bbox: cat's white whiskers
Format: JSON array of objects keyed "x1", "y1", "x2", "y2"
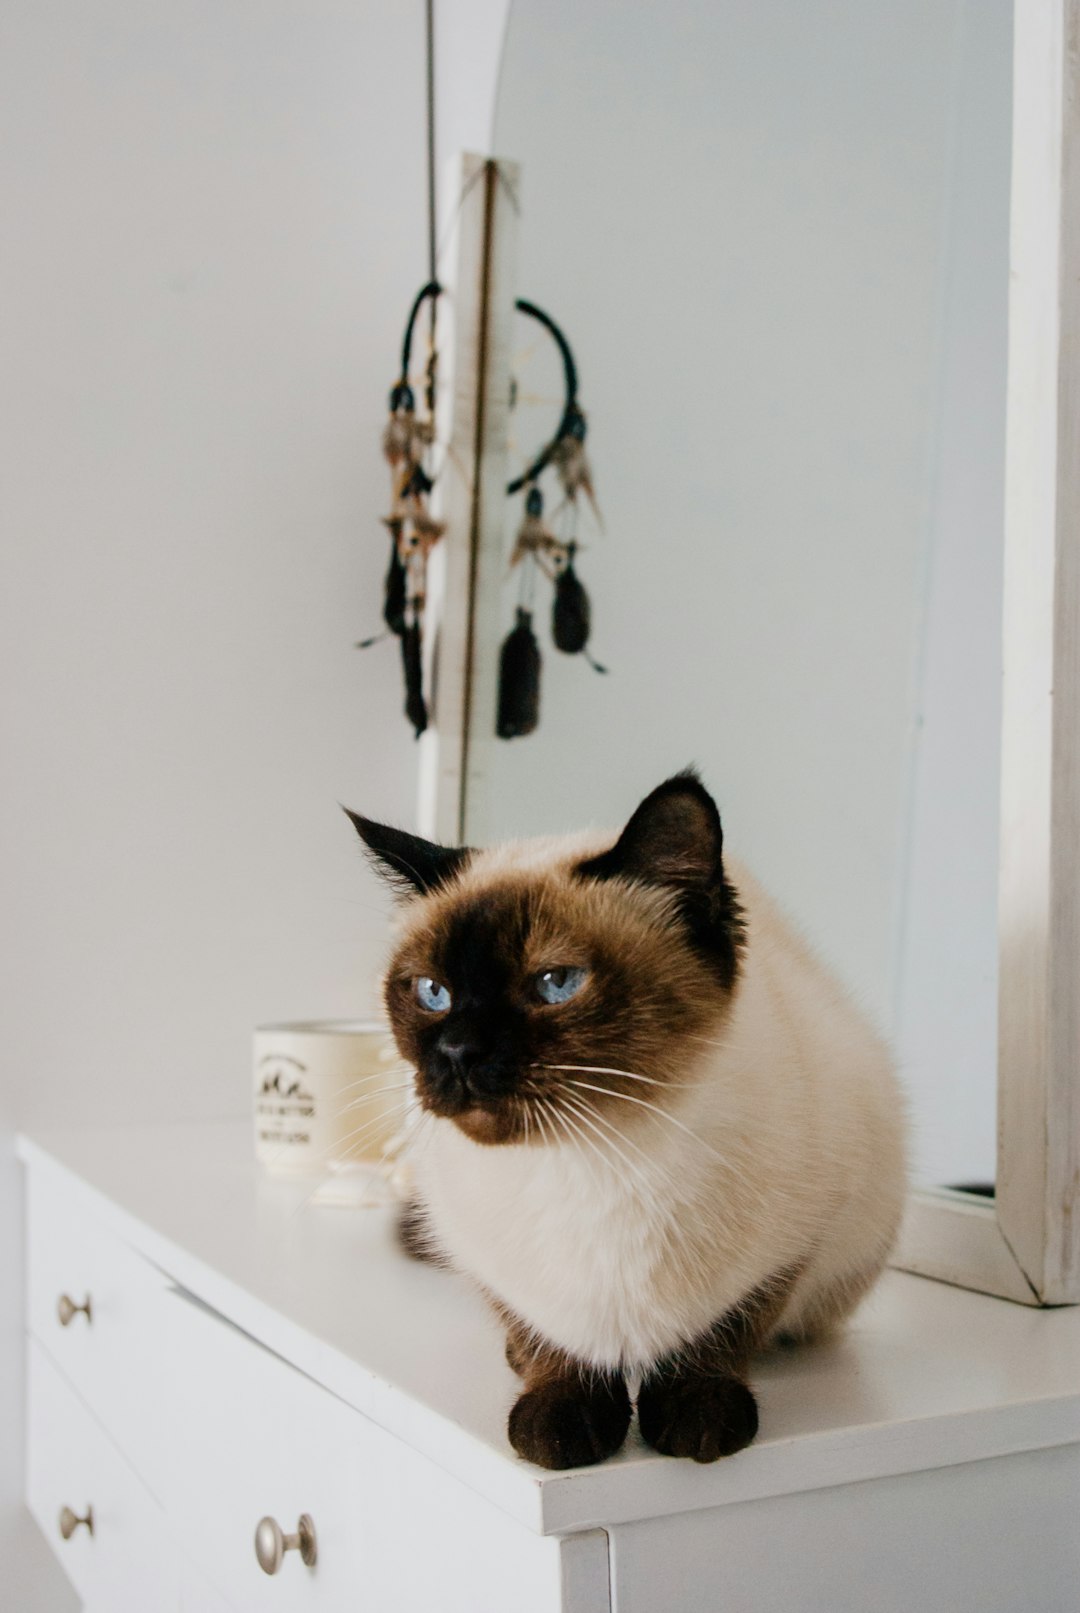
[
  {"x1": 520, "y1": 1087, "x2": 584, "y2": 1172},
  {"x1": 326, "y1": 1072, "x2": 414, "y2": 1112},
  {"x1": 534, "y1": 1062, "x2": 695, "y2": 1089},
  {"x1": 559, "y1": 1090, "x2": 690, "y2": 1206},
  {"x1": 569, "y1": 1123, "x2": 617, "y2": 1196},
  {"x1": 334, "y1": 1078, "x2": 415, "y2": 1104},
  {"x1": 532, "y1": 1099, "x2": 567, "y2": 1165},
  {"x1": 555, "y1": 1092, "x2": 665, "y2": 1206},
  {"x1": 559, "y1": 1089, "x2": 668, "y2": 1178},
  {"x1": 564, "y1": 1123, "x2": 608, "y2": 1191},
  {"x1": 577, "y1": 1108, "x2": 705, "y2": 1283},
  {"x1": 545, "y1": 1062, "x2": 666, "y2": 1086},
  {"x1": 542, "y1": 1100, "x2": 581, "y2": 1159},
  {"x1": 334, "y1": 1103, "x2": 411, "y2": 1152},
  {"x1": 682, "y1": 1032, "x2": 768, "y2": 1063},
  {"x1": 522, "y1": 1077, "x2": 622, "y2": 1180},
  {"x1": 552, "y1": 1097, "x2": 704, "y2": 1289},
  {"x1": 403, "y1": 1108, "x2": 438, "y2": 1168},
  {"x1": 564, "y1": 1081, "x2": 776, "y2": 1222},
  {"x1": 534, "y1": 1103, "x2": 583, "y2": 1186},
  {"x1": 330, "y1": 1063, "x2": 413, "y2": 1095},
  {"x1": 581, "y1": 1084, "x2": 779, "y2": 1214},
  {"x1": 546, "y1": 1099, "x2": 621, "y2": 1192},
  {"x1": 573, "y1": 1081, "x2": 774, "y2": 1216},
  {"x1": 332, "y1": 1080, "x2": 417, "y2": 1119},
  {"x1": 563, "y1": 1078, "x2": 730, "y2": 1165}
]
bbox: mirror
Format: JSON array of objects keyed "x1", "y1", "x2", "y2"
[{"x1": 470, "y1": 0, "x2": 1013, "y2": 1190}]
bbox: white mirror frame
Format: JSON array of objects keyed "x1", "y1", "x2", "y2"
[
  {"x1": 422, "y1": 0, "x2": 1080, "y2": 1308},
  {"x1": 894, "y1": 0, "x2": 1080, "y2": 1305}
]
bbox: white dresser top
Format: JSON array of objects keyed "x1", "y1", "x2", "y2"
[{"x1": 18, "y1": 1122, "x2": 1080, "y2": 1536}]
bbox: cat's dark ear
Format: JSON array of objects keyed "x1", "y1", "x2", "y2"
[
  {"x1": 577, "y1": 770, "x2": 724, "y2": 892},
  {"x1": 343, "y1": 809, "x2": 472, "y2": 897},
  {"x1": 579, "y1": 771, "x2": 742, "y2": 986}
]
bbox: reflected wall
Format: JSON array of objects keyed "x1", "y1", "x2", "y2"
[{"x1": 483, "y1": 0, "x2": 1013, "y2": 1185}]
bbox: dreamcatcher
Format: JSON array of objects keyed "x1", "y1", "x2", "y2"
[
  {"x1": 359, "y1": 284, "x2": 606, "y2": 742},
  {"x1": 356, "y1": 281, "x2": 444, "y2": 738},
  {"x1": 498, "y1": 299, "x2": 606, "y2": 740}
]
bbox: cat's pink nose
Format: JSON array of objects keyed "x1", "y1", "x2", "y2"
[{"x1": 437, "y1": 1038, "x2": 481, "y2": 1073}]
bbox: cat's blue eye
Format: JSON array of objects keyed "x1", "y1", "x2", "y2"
[
  {"x1": 415, "y1": 976, "x2": 451, "y2": 1012},
  {"x1": 535, "y1": 966, "x2": 587, "y2": 1005}
]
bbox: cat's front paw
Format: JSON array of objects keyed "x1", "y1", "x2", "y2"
[
  {"x1": 508, "y1": 1379, "x2": 631, "y2": 1469},
  {"x1": 637, "y1": 1374, "x2": 758, "y2": 1462}
]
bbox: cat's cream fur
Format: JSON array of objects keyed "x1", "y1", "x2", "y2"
[{"x1": 409, "y1": 837, "x2": 906, "y2": 1374}]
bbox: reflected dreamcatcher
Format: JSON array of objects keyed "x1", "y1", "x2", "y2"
[
  {"x1": 358, "y1": 283, "x2": 606, "y2": 741},
  {"x1": 498, "y1": 298, "x2": 606, "y2": 740}
]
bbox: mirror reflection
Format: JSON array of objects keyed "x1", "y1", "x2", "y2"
[{"x1": 478, "y1": 0, "x2": 1013, "y2": 1189}]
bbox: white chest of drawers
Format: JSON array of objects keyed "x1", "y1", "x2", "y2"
[{"x1": 19, "y1": 1123, "x2": 1080, "y2": 1612}]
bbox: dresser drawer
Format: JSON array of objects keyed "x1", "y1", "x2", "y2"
[
  {"x1": 26, "y1": 1170, "x2": 175, "y2": 1469},
  {"x1": 26, "y1": 1336, "x2": 180, "y2": 1612},
  {"x1": 147, "y1": 1284, "x2": 570, "y2": 1612},
  {"x1": 178, "y1": 1554, "x2": 237, "y2": 1612},
  {"x1": 24, "y1": 1162, "x2": 596, "y2": 1611}
]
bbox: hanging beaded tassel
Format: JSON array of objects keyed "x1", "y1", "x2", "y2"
[
  {"x1": 552, "y1": 541, "x2": 590, "y2": 653},
  {"x1": 497, "y1": 608, "x2": 542, "y2": 738},
  {"x1": 380, "y1": 517, "x2": 407, "y2": 637},
  {"x1": 510, "y1": 485, "x2": 561, "y2": 570}
]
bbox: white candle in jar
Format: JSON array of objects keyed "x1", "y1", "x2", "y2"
[{"x1": 253, "y1": 1020, "x2": 408, "y2": 1172}]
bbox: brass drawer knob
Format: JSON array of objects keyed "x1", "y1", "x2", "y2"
[
  {"x1": 254, "y1": 1513, "x2": 317, "y2": 1576},
  {"x1": 57, "y1": 1293, "x2": 92, "y2": 1328},
  {"x1": 59, "y1": 1506, "x2": 93, "y2": 1541}
]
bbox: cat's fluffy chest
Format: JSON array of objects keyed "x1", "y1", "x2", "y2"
[{"x1": 416, "y1": 1109, "x2": 754, "y2": 1370}]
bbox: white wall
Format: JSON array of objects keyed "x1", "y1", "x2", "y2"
[{"x1": 0, "y1": 2, "x2": 507, "y2": 1597}]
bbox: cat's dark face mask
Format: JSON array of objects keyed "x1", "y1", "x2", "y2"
[{"x1": 344, "y1": 772, "x2": 744, "y2": 1147}]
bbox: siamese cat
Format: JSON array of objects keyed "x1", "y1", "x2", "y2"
[{"x1": 347, "y1": 771, "x2": 906, "y2": 1470}]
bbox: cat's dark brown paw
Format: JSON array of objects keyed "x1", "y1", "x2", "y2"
[
  {"x1": 396, "y1": 1199, "x2": 447, "y2": 1266},
  {"x1": 508, "y1": 1378, "x2": 631, "y2": 1469},
  {"x1": 637, "y1": 1374, "x2": 758, "y2": 1462}
]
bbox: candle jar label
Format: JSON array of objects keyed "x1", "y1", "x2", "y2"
[{"x1": 253, "y1": 1020, "x2": 404, "y2": 1172}]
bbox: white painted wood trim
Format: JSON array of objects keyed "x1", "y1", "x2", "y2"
[
  {"x1": 892, "y1": 1189, "x2": 1036, "y2": 1305},
  {"x1": 994, "y1": 0, "x2": 1080, "y2": 1304},
  {"x1": 459, "y1": 162, "x2": 521, "y2": 847},
  {"x1": 417, "y1": 155, "x2": 519, "y2": 845},
  {"x1": 558, "y1": 1529, "x2": 611, "y2": 1613}
]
